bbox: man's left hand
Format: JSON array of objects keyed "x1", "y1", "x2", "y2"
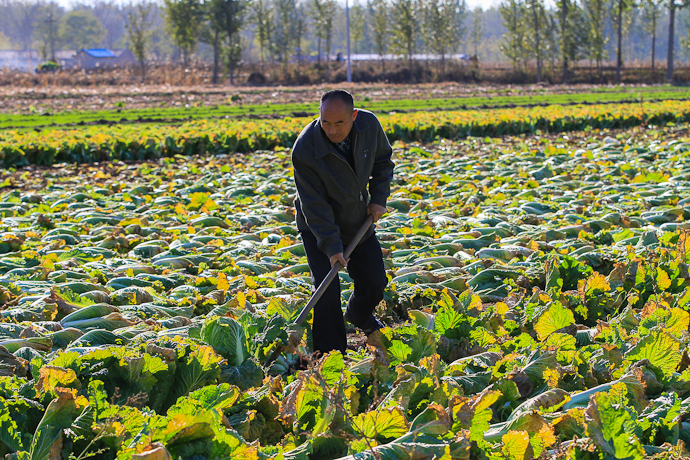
[{"x1": 367, "y1": 203, "x2": 387, "y2": 223}]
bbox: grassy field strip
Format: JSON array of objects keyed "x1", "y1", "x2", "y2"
[{"x1": 3, "y1": 86, "x2": 690, "y2": 131}]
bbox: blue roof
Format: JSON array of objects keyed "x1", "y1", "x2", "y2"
[{"x1": 82, "y1": 48, "x2": 115, "y2": 58}]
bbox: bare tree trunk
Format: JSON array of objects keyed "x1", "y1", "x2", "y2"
[
  {"x1": 562, "y1": 1, "x2": 568, "y2": 84},
  {"x1": 598, "y1": 58, "x2": 602, "y2": 81},
  {"x1": 616, "y1": 0, "x2": 623, "y2": 84},
  {"x1": 325, "y1": 40, "x2": 330, "y2": 82},
  {"x1": 667, "y1": 3, "x2": 675, "y2": 83},
  {"x1": 408, "y1": 43, "x2": 413, "y2": 79},
  {"x1": 441, "y1": 55, "x2": 445, "y2": 81},
  {"x1": 294, "y1": 43, "x2": 301, "y2": 80},
  {"x1": 212, "y1": 30, "x2": 220, "y2": 84},
  {"x1": 317, "y1": 37, "x2": 321, "y2": 68},
  {"x1": 425, "y1": 53, "x2": 430, "y2": 81},
  {"x1": 651, "y1": 27, "x2": 656, "y2": 72},
  {"x1": 532, "y1": 0, "x2": 541, "y2": 83}
]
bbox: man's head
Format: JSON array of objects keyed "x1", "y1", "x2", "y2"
[{"x1": 320, "y1": 89, "x2": 358, "y2": 144}]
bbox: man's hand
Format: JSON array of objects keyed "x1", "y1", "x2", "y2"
[
  {"x1": 330, "y1": 252, "x2": 349, "y2": 268},
  {"x1": 367, "y1": 203, "x2": 387, "y2": 223}
]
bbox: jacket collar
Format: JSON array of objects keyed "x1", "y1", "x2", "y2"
[{"x1": 313, "y1": 109, "x2": 369, "y2": 159}]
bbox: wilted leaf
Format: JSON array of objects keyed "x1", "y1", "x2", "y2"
[{"x1": 502, "y1": 431, "x2": 533, "y2": 460}]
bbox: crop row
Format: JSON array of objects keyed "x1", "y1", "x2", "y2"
[
  {"x1": 3, "y1": 86, "x2": 690, "y2": 131},
  {"x1": 3, "y1": 99, "x2": 690, "y2": 168}
]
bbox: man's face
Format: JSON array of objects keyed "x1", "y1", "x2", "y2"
[{"x1": 320, "y1": 99, "x2": 358, "y2": 144}]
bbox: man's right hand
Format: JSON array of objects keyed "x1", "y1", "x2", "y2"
[{"x1": 330, "y1": 252, "x2": 349, "y2": 268}]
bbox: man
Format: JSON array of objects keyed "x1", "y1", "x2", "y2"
[{"x1": 291, "y1": 89, "x2": 394, "y2": 355}]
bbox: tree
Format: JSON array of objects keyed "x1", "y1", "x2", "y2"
[
  {"x1": 59, "y1": 10, "x2": 107, "y2": 51},
  {"x1": 524, "y1": 0, "x2": 546, "y2": 82},
  {"x1": 665, "y1": 0, "x2": 689, "y2": 82},
  {"x1": 226, "y1": 23, "x2": 242, "y2": 84},
  {"x1": 147, "y1": 3, "x2": 176, "y2": 61},
  {"x1": 391, "y1": 0, "x2": 418, "y2": 73},
  {"x1": 33, "y1": 3, "x2": 63, "y2": 61},
  {"x1": 611, "y1": 0, "x2": 633, "y2": 84},
  {"x1": 126, "y1": 1, "x2": 153, "y2": 82},
  {"x1": 642, "y1": 0, "x2": 661, "y2": 73},
  {"x1": 210, "y1": 0, "x2": 245, "y2": 84},
  {"x1": 92, "y1": 1, "x2": 126, "y2": 50},
  {"x1": 309, "y1": 0, "x2": 328, "y2": 68},
  {"x1": 370, "y1": 0, "x2": 389, "y2": 73},
  {"x1": 12, "y1": 1, "x2": 42, "y2": 55},
  {"x1": 420, "y1": 0, "x2": 465, "y2": 79},
  {"x1": 556, "y1": 0, "x2": 587, "y2": 83},
  {"x1": 350, "y1": 0, "x2": 365, "y2": 54},
  {"x1": 163, "y1": 0, "x2": 204, "y2": 64},
  {"x1": 309, "y1": 0, "x2": 334, "y2": 69},
  {"x1": 200, "y1": 0, "x2": 224, "y2": 83},
  {"x1": 543, "y1": 11, "x2": 560, "y2": 74},
  {"x1": 469, "y1": 6, "x2": 483, "y2": 58},
  {"x1": 318, "y1": 0, "x2": 337, "y2": 81},
  {"x1": 274, "y1": 0, "x2": 297, "y2": 78},
  {"x1": 250, "y1": 0, "x2": 274, "y2": 69},
  {"x1": 293, "y1": 0, "x2": 307, "y2": 66},
  {"x1": 583, "y1": 0, "x2": 607, "y2": 80},
  {"x1": 499, "y1": 0, "x2": 527, "y2": 69},
  {"x1": 557, "y1": 0, "x2": 569, "y2": 82}
]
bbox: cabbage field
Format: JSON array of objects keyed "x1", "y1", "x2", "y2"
[{"x1": 2, "y1": 113, "x2": 690, "y2": 459}]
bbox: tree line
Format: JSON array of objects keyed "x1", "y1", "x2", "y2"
[
  {"x1": 498, "y1": 0, "x2": 690, "y2": 83},
  {"x1": 2, "y1": 0, "x2": 690, "y2": 83}
]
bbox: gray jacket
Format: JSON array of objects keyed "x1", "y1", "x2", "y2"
[{"x1": 292, "y1": 109, "x2": 394, "y2": 258}]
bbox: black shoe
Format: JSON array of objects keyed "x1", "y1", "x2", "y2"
[
  {"x1": 361, "y1": 317, "x2": 384, "y2": 336},
  {"x1": 345, "y1": 310, "x2": 383, "y2": 336}
]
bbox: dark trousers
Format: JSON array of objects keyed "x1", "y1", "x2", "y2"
[{"x1": 300, "y1": 229, "x2": 388, "y2": 354}]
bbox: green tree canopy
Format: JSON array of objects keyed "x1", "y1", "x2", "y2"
[
  {"x1": 163, "y1": 0, "x2": 204, "y2": 63},
  {"x1": 59, "y1": 10, "x2": 106, "y2": 50}
]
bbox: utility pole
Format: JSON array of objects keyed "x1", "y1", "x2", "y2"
[
  {"x1": 346, "y1": 0, "x2": 351, "y2": 82},
  {"x1": 46, "y1": 13, "x2": 57, "y2": 62}
]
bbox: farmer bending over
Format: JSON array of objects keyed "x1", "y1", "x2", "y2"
[{"x1": 291, "y1": 89, "x2": 395, "y2": 355}]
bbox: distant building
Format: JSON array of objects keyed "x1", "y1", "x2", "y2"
[
  {"x1": 0, "y1": 48, "x2": 137, "y2": 71},
  {"x1": 70, "y1": 48, "x2": 136, "y2": 69},
  {"x1": 114, "y1": 49, "x2": 137, "y2": 67},
  {"x1": 54, "y1": 50, "x2": 75, "y2": 68}
]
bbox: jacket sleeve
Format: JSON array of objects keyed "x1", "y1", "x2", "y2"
[
  {"x1": 368, "y1": 118, "x2": 394, "y2": 207},
  {"x1": 292, "y1": 148, "x2": 344, "y2": 258}
]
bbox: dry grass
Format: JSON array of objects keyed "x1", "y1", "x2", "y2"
[{"x1": 2, "y1": 58, "x2": 687, "y2": 90}]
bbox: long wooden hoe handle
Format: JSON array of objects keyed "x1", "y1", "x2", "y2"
[{"x1": 294, "y1": 215, "x2": 374, "y2": 326}]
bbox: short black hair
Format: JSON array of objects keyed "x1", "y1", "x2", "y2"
[{"x1": 321, "y1": 89, "x2": 354, "y2": 110}]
